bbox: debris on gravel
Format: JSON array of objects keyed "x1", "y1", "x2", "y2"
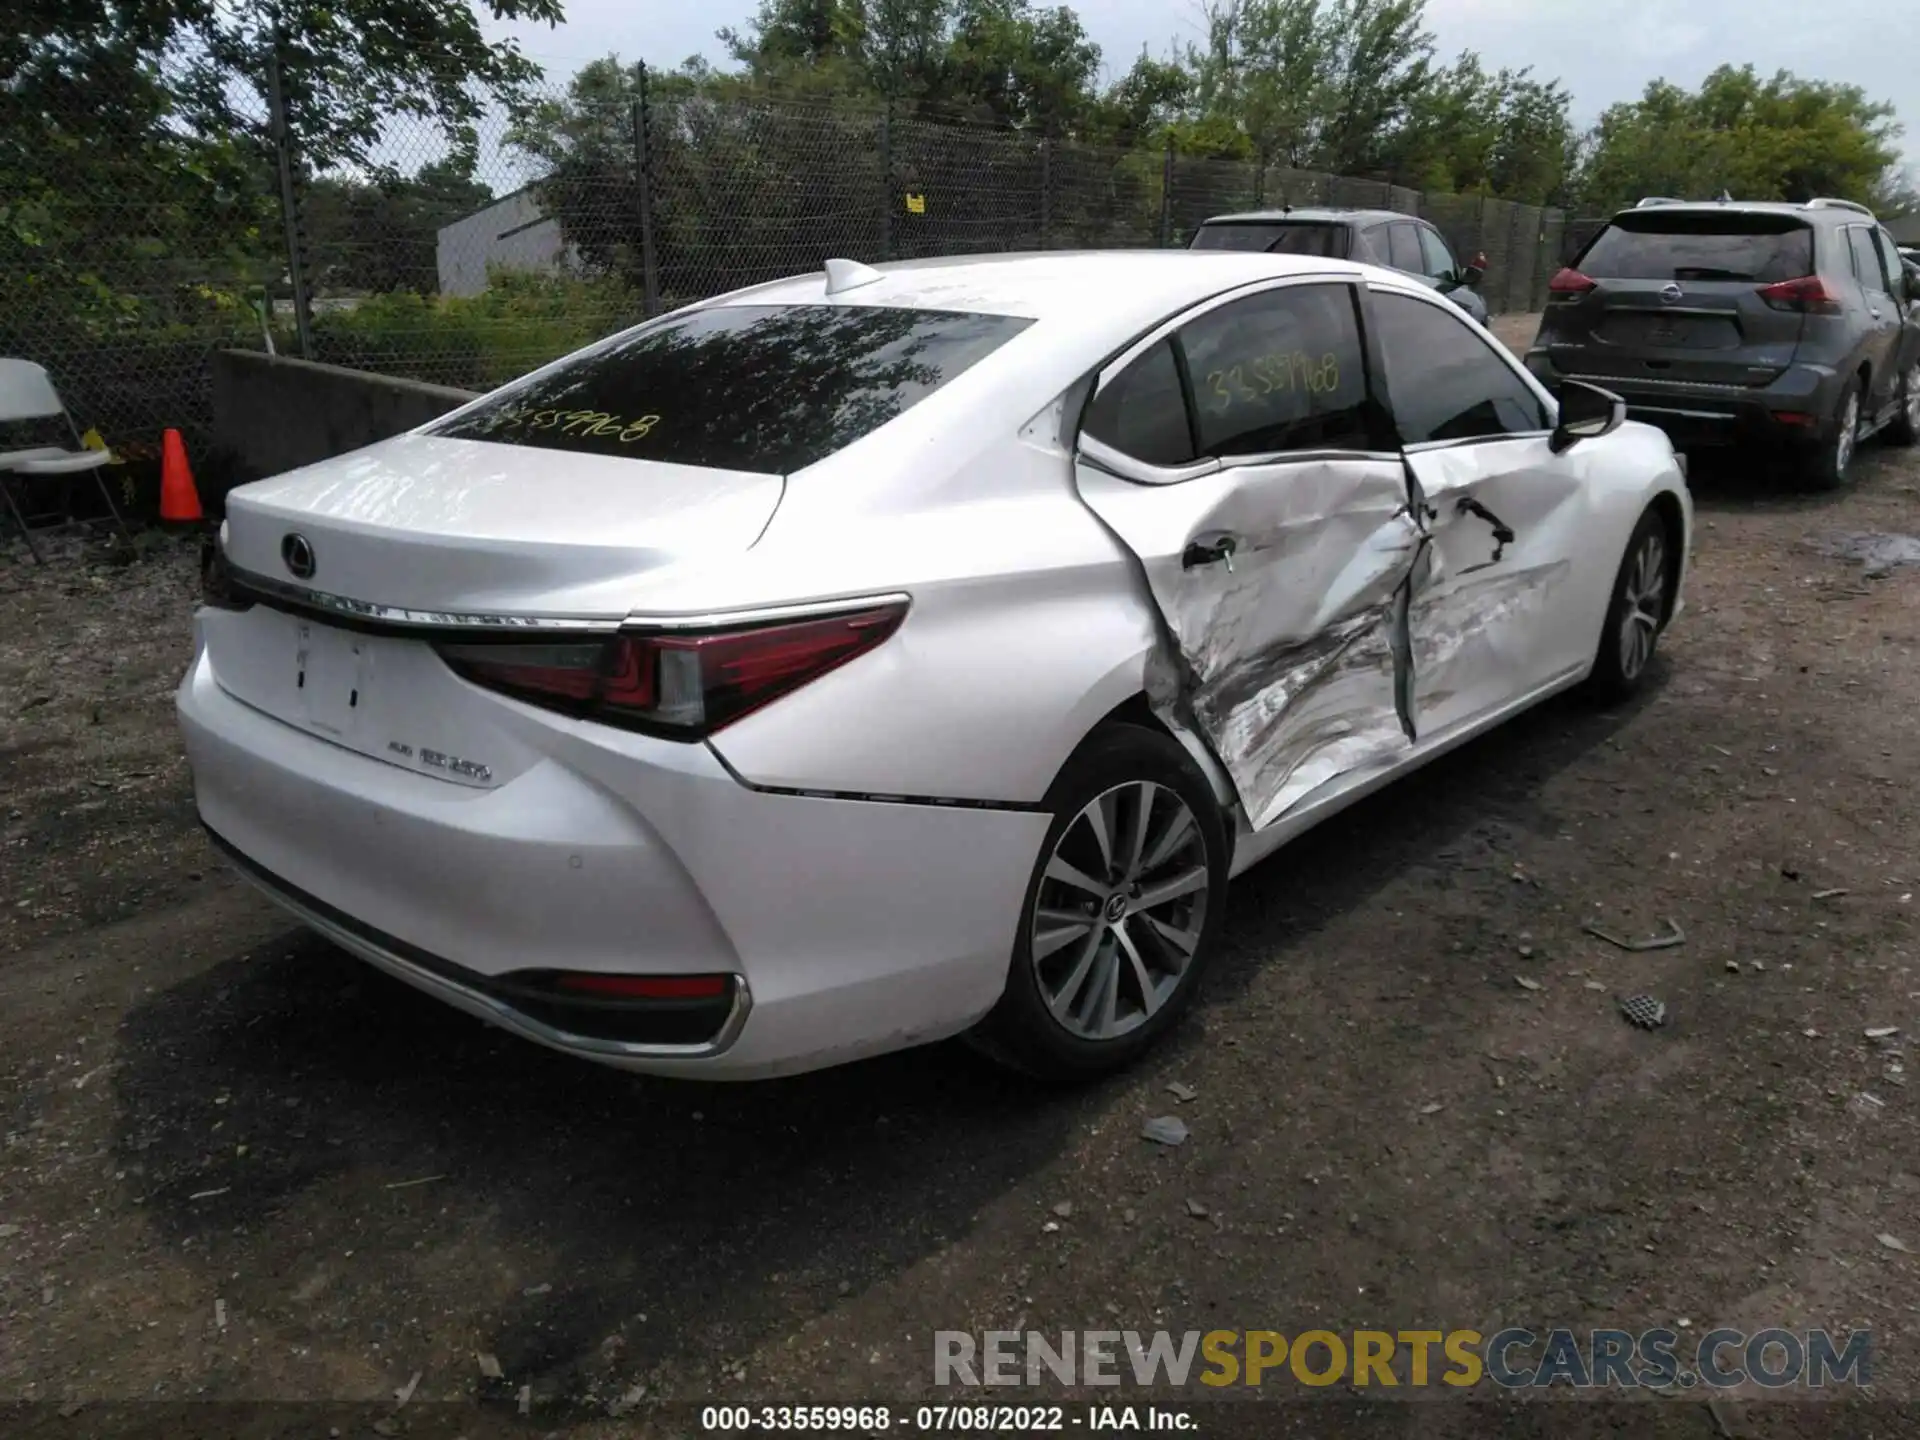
[{"x1": 1141, "y1": 1116, "x2": 1189, "y2": 1147}]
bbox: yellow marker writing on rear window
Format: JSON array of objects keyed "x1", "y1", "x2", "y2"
[{"x1": 491, "y1": 407, "x2": 661, "y2": 442}]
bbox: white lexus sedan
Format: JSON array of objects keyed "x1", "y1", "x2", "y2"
[{"x1": 180, "y1": 250, "x2": 1691, "y2": 1081}]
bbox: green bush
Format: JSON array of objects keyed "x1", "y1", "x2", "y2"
[{"x1": 308, "y1": 269, "x2": 645, "y2": 392}]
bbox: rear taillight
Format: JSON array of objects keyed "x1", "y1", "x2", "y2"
[
  {"x1": 1757, "y1": 275, "x2": 1841, "y2": 314},
  {"x1": 200, "y1": 525, "x2": 249, "y2": 610},
  {"x1": 435, "y1": 599, "x2": 908, "y2": 739},
  {"x1": 1548, "y1": 267, "x2": 1597, "y2": 295}
]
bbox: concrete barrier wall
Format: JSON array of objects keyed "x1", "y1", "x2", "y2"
[{"x1": 209, "y1": 350, "x2": 478, "y2": 503}]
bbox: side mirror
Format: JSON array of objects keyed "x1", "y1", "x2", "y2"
[
  {"x1": 1549, "y1": 379, "x2": 1627, "y2": 454},
  {"x1": 1459, "y1": 263, "x2": 1486, "y2": 289},
  {"x1": 1905, "y1": 269, "x2": 1920, "y2": 303}
]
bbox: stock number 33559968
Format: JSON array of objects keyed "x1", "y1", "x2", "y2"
[{"x1": 700, "y1": 1404, "x2": 1070, "y2": 1431}]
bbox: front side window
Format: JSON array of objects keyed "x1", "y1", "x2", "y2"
[
  {"x1": 1371, "y1": 292, "x2": 1547, "y2": 445},
  {"x1": 1418, "y1": 226, "x2": 1458, "y2": 280},
  {"x1": 429, "y1": 304, "x2": 1033, "y2": 474},
  {"x1": 1082, "y1": 339, "x2": 1194, "y2": 467},
  {"x1": 1387, "y1": 223, "x2": 1424, "y2": 274},
  {"x1": 1178, "y1": 283, "x2": 1372, "y2": 457}
]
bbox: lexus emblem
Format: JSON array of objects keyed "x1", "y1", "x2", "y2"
[
  {"x1": 1660, "y1": 282, "x2": 1684, "y2": 303},
  {"x1": 281, "y1": 532, "x2": 316, "y2": 580}
]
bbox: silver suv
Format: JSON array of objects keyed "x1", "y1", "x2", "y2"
[
  {"x1": 1189, "y1": 208, "x2": 1490, "y2": 325},
  {"x1": 1526, "y1": 197, "x2": 1920, "y2": 489}
]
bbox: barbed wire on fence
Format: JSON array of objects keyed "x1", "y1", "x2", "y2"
[{"x1": 1, "y1": 62, "x2": 1569, "y2": 463}]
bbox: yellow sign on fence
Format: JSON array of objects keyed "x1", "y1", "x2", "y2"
[{"x1": 905, "y1": 193, "x2": 926, "y2": 215}]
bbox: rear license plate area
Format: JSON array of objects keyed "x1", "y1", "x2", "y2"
[
  {"x1": 1600, "y1": 313, "x2": 1739, "y2": 350},
  {"x1": 296, "y1": 622, "x2": 370, "y2": 738}
]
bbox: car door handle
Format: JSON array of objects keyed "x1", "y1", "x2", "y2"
[{"x1": 1182, "y1": 533, "x2": 1238, "y2": 572}]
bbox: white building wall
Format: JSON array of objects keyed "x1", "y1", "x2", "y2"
[{"x1": 435, "y1": 190, "x2": 574, "y2": 296}]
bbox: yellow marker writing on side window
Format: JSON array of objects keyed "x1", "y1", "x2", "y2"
[{"x1": 1207, "y1": 352, "x2": 1340, "y2": 413}]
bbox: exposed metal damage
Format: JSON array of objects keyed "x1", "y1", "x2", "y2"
[
  {"x1": 1079, "y1": 435, "x2": 1597, "y2": 836},
  {"x1": 1078, "y1": 454, "x2": 1429, "y2": 831}
]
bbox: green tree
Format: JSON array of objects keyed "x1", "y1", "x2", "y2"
[
  {"x1": 1576, "y1": 66, "x2": 1904, "y2": 213},
  {"x1": 1184, "y1": 0, "x2": 1435, "y2": 174},
  {"x1": 303, "y1": 160, "x2": 495, "y2": 295},
  {"x1": 719, "y1": 0, "x2": 1102, "y2": 128},
  {"x1": 945, "y1": 0, "x2": 1101, "y2": 132}
]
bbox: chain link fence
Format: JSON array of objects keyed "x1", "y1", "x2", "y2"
[{"x1": 2, "y1": 65, "x2": 1567, "y2": 467}]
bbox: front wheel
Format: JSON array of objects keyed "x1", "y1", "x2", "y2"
[
  {"x1": 969, "y1": 725, "x2": 1229, "y2": 1081},
  {"x1": 1586, "y1": 508, "x2": 1673, "y2": 702}
]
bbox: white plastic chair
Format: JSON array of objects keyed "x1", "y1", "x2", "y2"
[{"x1": 0, "y1": 358, "x2": 132, "y2": 563}]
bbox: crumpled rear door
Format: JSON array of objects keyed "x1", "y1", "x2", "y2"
[{"x1": 1077, "y1": 455, "x2": 1429, "y2": 830}]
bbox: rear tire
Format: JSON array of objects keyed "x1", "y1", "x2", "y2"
[
  {"x1": 1586, "y1": 507, "x2": 1673, "y2": 703},
  {"x1": 1886, "y1": 361, "x2": 1920, "y2": 448},
  {"x1": 969, "y1": 725, "x2": 1228, "y2": 1082},
  {"x1": 1801, "y1": 377, "x2": 1864, "y2": 490}
]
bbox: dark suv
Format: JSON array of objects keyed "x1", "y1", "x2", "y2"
[
  {"x1": 1526, "y1": 197, "x2": 1920, "y2": 488},
  {"x1": 1189, "y1": 208, "x2": 1489, "y2": 325}
]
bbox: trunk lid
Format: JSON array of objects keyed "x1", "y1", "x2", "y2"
[
  {"x1": 210, "y1": 433, "x2": 783, "y2": 783},
  {"x1": 222, "y1": 433, "x2": 785, "y2": 617},
  {"x1": 1541, "y1": 209, "x2": 1812, "y2": 386}
]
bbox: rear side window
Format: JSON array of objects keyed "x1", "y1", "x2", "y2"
[
  {"x1": 428, "y1": 304, "x2": 1032, "y2": 474},
  {"x1": 1849, "y1": 228, "x2": 1892, "y2": 294},
  {"x1": 1190, "y1": 222, "x2": 1350, "y2": 258},
  {"x1": 1082, "y1": 339, "x2": 1193, "y2": 467},
  {"x1": 1579, "y1": 215, "x2": 1813, "y2": 283},
  {"x1": 1371, "y1": 293, "x2": 1546, "y2": 444},
  {"x1": 1179, "y1": 283, "x2": 1371, "y2": 457}
]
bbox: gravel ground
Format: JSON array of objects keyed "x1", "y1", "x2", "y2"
[{"x1": 8, "y1": 319, "x2": 1920, "y2": 1436}]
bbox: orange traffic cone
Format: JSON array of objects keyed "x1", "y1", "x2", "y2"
[{"x1": 159, "y1": 428, "x2": 203, "y2": 524}]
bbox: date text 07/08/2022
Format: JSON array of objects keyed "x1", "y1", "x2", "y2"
[{"x1": 700, "y1": 1404, "x2": 1195, "y2": 1432}]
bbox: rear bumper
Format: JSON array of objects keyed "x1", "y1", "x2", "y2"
[
  {"x1": 1525, "y1": 354, "x2": 1841, "y2": 450},
  {"x1": 177, "y1": 640, "x2": 1049, "y2": 1079}
]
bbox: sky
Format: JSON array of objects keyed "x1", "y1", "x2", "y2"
[{"x1": 478, "y1": 0, "x2": 1916, "y2": 164}]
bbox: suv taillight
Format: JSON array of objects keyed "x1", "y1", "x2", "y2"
[
  {"x1": 1757, "y1": 274, "x2": 1841, "y2": 314},
  {"x1": 1548, "y1": 267, "x2": 1597, "y2": 295},
  {"x1": 435, "y1": 600, "x2": 908, "y2": 740}
]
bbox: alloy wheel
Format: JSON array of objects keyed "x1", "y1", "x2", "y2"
[
  {"x1": 1030, "y1": 781, "x2": 1210, "y2": 1042},
  {"x1": 1617, "y1": 528, "x2": 1667, "y2": 681},
  {"x1": 1907, "y1": 366, "x2": 1920, "y2": 433},
  {"x1": 1836, "y1": 389, "x2": 1860, "y2": 476}
]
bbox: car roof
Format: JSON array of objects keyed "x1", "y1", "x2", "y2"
[
  {"x1": 703, "y1": 249, "x2": 1372, "y2": 327},
  {"x1": 1197, "y1": 208, "x2": 1409, "y2": 227}
]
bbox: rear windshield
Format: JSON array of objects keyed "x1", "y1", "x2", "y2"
[
  {"x1": 1579, "y1": 214, "x2": 1813, "y2": 283},
  {"x1": 428, "y1": 304, "x2": 1033, "y2": 473},
  {"x1": 1189, "y1": 222, "x2": 1351, "y2": 258}
]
